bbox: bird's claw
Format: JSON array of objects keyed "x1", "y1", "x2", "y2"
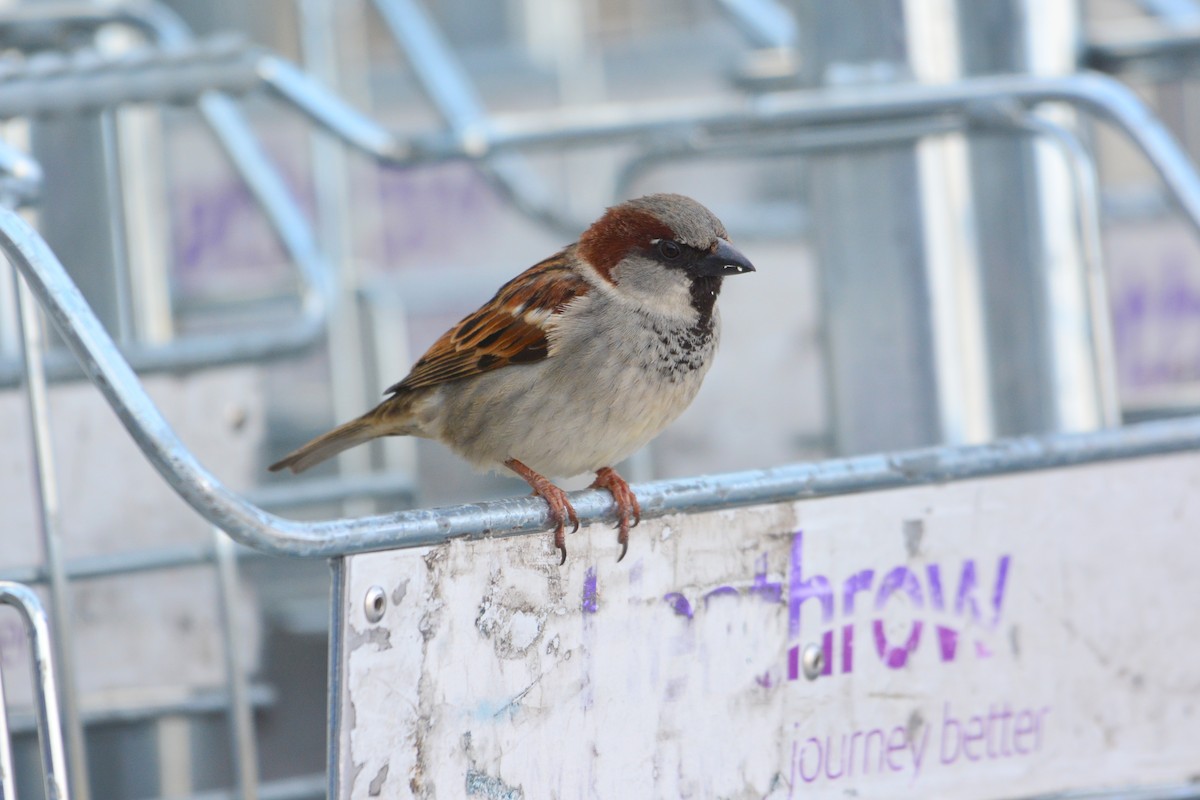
[
  {"x1": 592, "y1": 467, "x2": 641, "y2": 562},
  {"x1": 532, "y1": 482, "x2": 577, "y2": 565},
  {"x1": 505, "y1": 458, "x2": 580, "y2": 565}
]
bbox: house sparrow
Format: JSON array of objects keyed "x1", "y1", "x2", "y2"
[{"x1": 270, "y1": 193, "x2": 754, "y2": 563}]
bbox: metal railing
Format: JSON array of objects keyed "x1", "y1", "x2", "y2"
[
  {"x1": 0, "y1": 581, "x2": 70, "y2": 800},
  {"x1": 3, "y1": 41, "x2": 1200, "y2": 557},
  {"x1": 369, "y1": 0, "x2": 586, "y2": 235},
  {"x1": 0, "y1": 4, "x2": 332, "y2": 386},
  {"x1": 5, "y1": 9, "x2": 1200, "y2": 799}
]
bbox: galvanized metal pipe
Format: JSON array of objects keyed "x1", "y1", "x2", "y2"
[
  {"x1": 0, "y1": 582, "x2": 70, "y2": 800},
  {"x1": 0, "y1": 17, "x2": 1190, "y2": 254},
  {"x1": 995, "y1": 108, "x2": 1123, "y2": 428},
  {"x1": 0, "y1": 629, "x2": 15, "y2": 800},
  {"x1": 713, "y1": 0, "x2": 799, "y2": 50},
  {"x1": 0, "y1": 542, "x2": 217, "y2": 585},
  {"x1": 0, "y1": 7, "x2": 331, "y2": 386},
  {"x1": 370, "y1": 0, "x2": 583, "y2": 234},
  {"x1": 256, "y1": 58, "x2": 1200, "y2": 245},
  {"x1": 4, "y1": 42, "x2": 1200, "y2": 558},
  {"x1": 13, "y1": 190, "x2": 1200, "y2": 559},
  {"x1": 0, "y1": 31, "x2": 1189, "y2": 248},
  {"x1": 324, "y1": 558, "x2": 344, "y2": 800},
  {"x1": 0, "y1": 37, "x2": 261, "y2": 118},
  {"x1": 612, "y1": 117, "x2": 965, "y2": 200},
  {"x1": 12, "y1": 272, "x2": 86, "y2": 800},
  {"x1": 4, "y1": 685, "x2": 275, "y2": 735},
  {"x1": 213, "y1": 530, "x2": 258, "y2": 800}
]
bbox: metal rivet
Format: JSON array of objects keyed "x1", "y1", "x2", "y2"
[
  {"x1": 802, "y1": 643, "x2": 824, "y2": 680},
  {"x1": 364, "y1": 585, "x2": 386, "y2": 623}
]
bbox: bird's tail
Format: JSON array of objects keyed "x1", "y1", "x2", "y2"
[{"x1": 268, "y1": 414, "x2": 381, "y2": 474}]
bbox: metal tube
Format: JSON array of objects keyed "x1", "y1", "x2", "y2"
[
  {"x1": 299, "y1": 0, "x2": 376, "y2": 498},
  {"x1": 0, "y1": 541, "x2": 217, "y2": 585},
  {"x1": 12, "y1": 272, "x2": 86, "y2": 800},
  {"x1": 213, "y1": 529, "x2": 258, "y2": 800},
  {"x1": 245, "y1": 470, "x2": 416, "y2": 511},
  {"x1": 998, "y1": 109, "x2": 1123, "y2": 427},
  {"x1": 0, "y1": 633, "x2": 15, "y2": 800},
  {"x1": 0, "y1": 24, "x2": 1189, "y2": 252},
  {"x1": 369, "y1": 0, "x2": 489, "y2": 132},
  {"x1": 97, "y1": 110, "x2": 134, "y2": 344},
  {"x1": 713, "y1": 0, "x2": 799, "y2": 50},
  {"x1": 256, "y1": 59, "x2": 1200, "y2": 243},
  {"x1": 613, "y1": 117, "x2": 964, "y2": 199},
  {"x1": 5, "y1": 685, "x2": 275, "y2": 735},
  {"x1": 5, "y1": 65, "x2": 1200, "y2": 557},
  {"x1": 0, "y1": 37, "x2": 1189, "y2": 248},
  {"x1": 0, "y1": 7, "x2": 332, "y2": 385},
  {"x1": 13, "y1": 175, "x2": 1200, "y2": 557},
  {"x1": 1134, "y1": 0, "x2": 1200, "y2": 27},
  {"x1": 0, "y1": 581, "x2": 70, "y2": 800},
  {"x1": 0, "y1": 38, "x2": 263, "y2": 118},
  {"x1": 325, "y1": 558, "x2": 344, "y2": 800},
  {"x1": 1087, "y1": 29, "x2": 1200, "y2": 77},
  {"x1": 369, "y1": 0, "x2": 583, "y2": 234}
]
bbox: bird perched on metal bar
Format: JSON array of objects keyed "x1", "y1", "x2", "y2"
[{"x1": 269, "y1": 193, "x2": 755, "y2": 563}]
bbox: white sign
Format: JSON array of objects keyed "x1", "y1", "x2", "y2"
[{"x1": 335, "y1": 452, "x2": 1200, "y2": 799}]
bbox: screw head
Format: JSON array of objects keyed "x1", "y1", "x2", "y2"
[
  {"x1": 802, "y1": 643, "x2": 824, "y2": 680},
  {"x1": 364, "y1": 585, "x2": 387, "y2": 623}
]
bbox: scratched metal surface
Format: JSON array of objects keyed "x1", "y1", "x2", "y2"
[{"x1": 336, "y1": 451, "x2": 1200, "y2": 799}]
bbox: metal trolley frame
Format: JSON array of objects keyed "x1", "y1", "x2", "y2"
[{"x1": 5, "y1": 4, "x2": 1200, "y2": 798}]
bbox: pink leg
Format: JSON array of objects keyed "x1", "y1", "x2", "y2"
[
  {"x1": 591, "y1": 467, "x2": 641, "y2": 562},
  {"x1": 506, "y1": 458, "x2": 579, "y2": 565}
]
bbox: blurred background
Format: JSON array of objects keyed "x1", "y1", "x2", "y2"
[{"x1": 1, "y1": 0, "x2": 1199, "y2": 796}]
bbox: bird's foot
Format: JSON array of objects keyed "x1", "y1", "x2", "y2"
[
  {"x1": 591, "y1": 467, "x2": 641, "y2": 562},
  {"x1": 505, "y1": 458, "x2": 579, "y2": 564}
]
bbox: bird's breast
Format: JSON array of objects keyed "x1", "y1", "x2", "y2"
[{"x1": 433, "y1": 300, "x2": 720, "y2": 477}]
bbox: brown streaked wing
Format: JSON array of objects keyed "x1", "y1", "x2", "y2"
[{"x1": 386, "y1": 250, "x2": 589, "y2": 394}]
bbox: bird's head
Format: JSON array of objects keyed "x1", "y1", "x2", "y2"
[{"x1": 577, "y1": 193, "x2": 755, "y2": 324}]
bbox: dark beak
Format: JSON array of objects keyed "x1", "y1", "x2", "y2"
[{"x1": 692, "y1": 238, "x2": 756, "y2": 277}]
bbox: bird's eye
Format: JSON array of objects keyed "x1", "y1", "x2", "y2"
[{"x1": 657, "y1": 240, "x2": 682, "y2": 261}]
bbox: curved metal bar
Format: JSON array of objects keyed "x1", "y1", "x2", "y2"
[
  {"x1": 1087, "y1": 29, "x2": 1200, "y2": 76},
  {"x1": 369, "y1": 0, "x2": 585, "y2": 236},
  {"x1": 3, "y1": 41, "x2": 1200, "y2": 557},
  {"x1": 257, "y1": 64, "x2": 1200, "y2": 238},
  {"x1": 0, "y1": 8, "x2": 331, "y2": 385},
  {"x1": 0, "y1": 16, "x2": 1193, "y2": 250},
  {"x1": 0, "y1": 636, "x2": 13, "y2": 800},
  {"x1": 0, "y1": 23, "x2": 1192, "y2": 247},
  {"x1": 0, "y1": 581, "x2": 71, "y2": 800},
  {"x1": 12, "y1": 191, "x2": 1200, "y2": 560},
  {"x1": 13, "y1": 271, "x2": 88, "y2": 800},
  {"x1": 0, "y1": 37, "x2": 262, "y2": 118},
  {"x1": 612, "y1": 118, "x2": 963, "y2": 203},
  {"x1": 973, "y1": 104, "x2": 1124, "y2": 428}
]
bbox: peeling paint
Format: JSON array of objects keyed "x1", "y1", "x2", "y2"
[
  {"x1": 345, "y1": 626, "x2": 392, "y2": 652},
  {"x1": 465, "y1": 769, "x2": 523, "y2": 800},
  {"x1": 475, "y1": 575, "x2": 546, "y2": 659},
  {"x1": 391, "y1": 579, "x2": 409, "y2": 607},
  {"x1": 367, "y1": 763, "x2": 389, "y2": 796},
  {"x1": 508, "y1": 610, "x2": 540, "y2": 652}
]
